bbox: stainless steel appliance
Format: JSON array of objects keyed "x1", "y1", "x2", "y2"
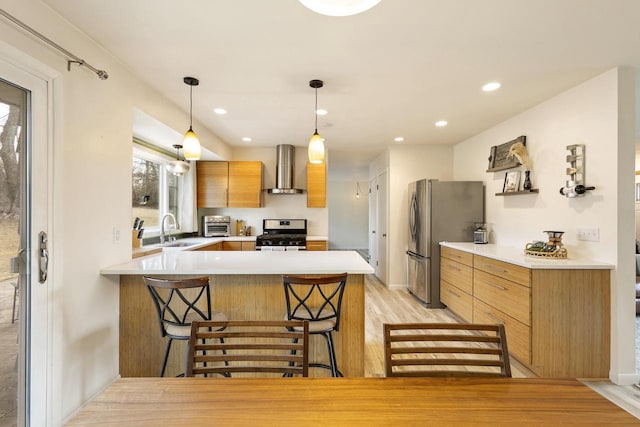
[
  {"x1": 202, "y1": 215, "x2": 231, "y2": 237},
  {"x1": 407, "y1": 179, "x2": 484, "y2": 307},
  {"x1": 474, "y1": 222, "x2": 488, "y2": 244},
  {"x1": 256, "y1": 219, "x2": 307, "y2": 251}
]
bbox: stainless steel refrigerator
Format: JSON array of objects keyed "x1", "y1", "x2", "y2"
[{"x1": 406, "y1": 179, "x2": 484, "y2": 307}]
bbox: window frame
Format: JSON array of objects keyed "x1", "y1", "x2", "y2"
[{"x1": 132, "y1": 142, "x2": 182, "y2": 236}]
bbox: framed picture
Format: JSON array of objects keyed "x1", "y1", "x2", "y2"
[
  {"x1": 487, "y1": 135, "x2": 526, "y2": 172},
  {"x1": 503, "y1": 171, "x2": 521, "y2": 192}
]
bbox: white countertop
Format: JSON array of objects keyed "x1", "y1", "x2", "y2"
[
  {"x1": 103, "y1": 250, "x2": 374, "y2": 275},
  {"x1": 143, "y1": 235, "x2": 328, "y2": 252},
  {"x1": 440, "y1": 242, "x2": 614, "y2": 270}
]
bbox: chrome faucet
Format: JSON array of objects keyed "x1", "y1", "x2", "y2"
[{"x1": 160, "y1": 213, "x2": 179, "y2": 244}]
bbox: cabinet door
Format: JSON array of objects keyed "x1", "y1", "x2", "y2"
[
  {"x1": 241, "y1": 241, "x2": 256, "y2": 251},
  {"x1": 228, "y1": 161, "x2": 263, "y2": 208},
  {"x1": 306, "y1": 241, "x2": 327, "y2": 251},
  {"x1": 222, "y1": 241, "x2": 242, "y2": 251},
  {"x1": 196, "y1": 161, "x2": 228, "y2": 208},
  {"x1": 194, "y1": 242, "x2": 222, "y2": 251},
  {"x1": 307, "y1": 162, "x2": 326, "y2": 208}
]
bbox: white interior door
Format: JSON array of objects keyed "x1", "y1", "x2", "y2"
[
  {"x1": 1, "y1": 57, "x2": 51, "y2": 427},
  {"x1": 368, "y1": 177, "x2": 377, "y2": 270}
]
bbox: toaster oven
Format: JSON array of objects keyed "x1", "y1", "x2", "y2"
[{"x1": 203, "y1": 215, "x2": 231, "y2": 237}]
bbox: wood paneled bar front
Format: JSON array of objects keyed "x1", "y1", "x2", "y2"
[{"x1": 102, "y1": 250, "x2": 373, "y2": 378}]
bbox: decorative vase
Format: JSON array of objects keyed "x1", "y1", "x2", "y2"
[{"x1": 523, "y1": 170, "x2": 532, "y2": 191}]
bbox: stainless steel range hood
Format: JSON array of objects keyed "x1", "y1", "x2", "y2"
[{"x1": 267, "y1": 144, "x2": 305, "y2": 194}]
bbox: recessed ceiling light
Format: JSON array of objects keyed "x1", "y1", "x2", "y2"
[
  {"x1": 241, "y1": 137, "x2": 252, "y2": 142},
  {"x1": 299, "y1": 0, "x2": 382, "y2": 16},
  {"x1": 435, "y1": 120, "x2": 448, "y2": 127},
  {"x1": 213, "y1": 108, "x2": 227, "y2": 115},
  {"x1": 394, "y1": 137, "x2": 404, "y2": 142},
  {"x1": 315, "y1": 108, "x2": 328, "y2": 116},
  {"x1": 482, "y1": 82, "x2": 501, "y2": 92}
]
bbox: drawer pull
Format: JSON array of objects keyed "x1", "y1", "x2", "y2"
[
  {"x1": 449, "y1": 266, "x2": 461, "y2": 272},
  {"x1": 485, "y1": 281, "x2": 506, "y2": 291},
  {"x1": 485, "y1": 264, "x2": 507, "y2": 274},
  {"x1": 485, "y1": 311, "x2": 504, "y2": 324},
  {"x1": 447, "y1": 288, "x2": 461, "y2": 298}
]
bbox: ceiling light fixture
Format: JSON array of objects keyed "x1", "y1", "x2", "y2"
[
  {"x1": 213, "y1": 108, "x2": 227, "y2": 115},
  {"x1": 315, "y1": 108, "x2": 328, "y2": 116},
  {"x1": 435, "y1": 120, "x2": 448, "y2": 127},
  {"x1": 356, "y1": 181, "x2": 361, "y2": 199},
  {"x1": 182, "y1": 76, "x2": 201, "y2": 160},
  {"x1": 308, "y1": 79, "x2": 325, "y2": 164},
  {"x1": 482, "y1": 82, "x2": 501, "y2": 92},
  {"x1": 166, "y1": 144, "x2": 190, "y2": 176},
  {"x1": 394, "y1": 137, "x2": 404, "y2": 142},
  {"x1": 299, "y1": 0, "x2": 382, "y2": 16},
  {"x1": 242, "y1": 137, "x2": 252, "y2": 142}
]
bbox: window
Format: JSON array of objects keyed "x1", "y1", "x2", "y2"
[{"x1": 132, "y1": 143, "x2": 181, "y2": 232}]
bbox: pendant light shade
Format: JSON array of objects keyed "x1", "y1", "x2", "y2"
[
  {"x1": 356, "y1": 181, "x2": 361, "y2": 199},
  {"x1": 167, "y1": 144, "x2": 190, "y2": 176},
  {"x1": 182, "y1": 76, "x2": 201, "y2": 160},
  {"x1": 308, "y1": 79, "x2": 325, "y2": 164},
  {"x1": 299, "y1": 0, "x2": 382, "y2": 16}
]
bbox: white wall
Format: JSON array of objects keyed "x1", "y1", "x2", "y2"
[
  {"x1": 453, "y1": 67, "x2": 637, "y2": 384},
  {"x1": 379, "y1": 145, "x2": 455, "y2": 286},
  {"x1": 0, "y1": 1, "x2": 233, "y2": 423},
  {"x1": 327, "y1": 179, "x2": 368, "y2": 249}
]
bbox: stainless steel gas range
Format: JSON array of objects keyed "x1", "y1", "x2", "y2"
[{"x1": 255, "y1": 219, "x2": 307, "y2": 251}]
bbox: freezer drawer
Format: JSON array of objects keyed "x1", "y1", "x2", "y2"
[{"x1": 407, "y1": 252, "x2": 430, "y2": 304}]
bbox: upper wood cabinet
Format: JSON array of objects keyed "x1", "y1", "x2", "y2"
[
  {"x1": 197, "y1": 161, "x2": 228, "y2": 208},
  {"x1": 228, "y1": 161, "x2": 263, "y2": 208},
  {"x1": 196, "y1": 161, "x2": 263, "y2": 208},
  {"x1": 306, "y1": 162, "x2": 326, "y2": 208}
]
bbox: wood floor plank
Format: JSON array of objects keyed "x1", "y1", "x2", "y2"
[{"x1": 363, "y1": 274, "x2": 535, "y2": 378}]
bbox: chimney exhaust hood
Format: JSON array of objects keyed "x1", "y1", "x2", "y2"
[{"x1": 267, "y1": 144, "x2": 305, "y2": 194}]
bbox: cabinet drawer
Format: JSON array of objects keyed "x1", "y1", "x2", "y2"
[
  {"x1": 473, "y1": 270, "x2": 531, "y2": 325},
  {"x1": 474, "y1": 299, "x2": 531, "y2": 365},
  {"x1": 474, "y1": 255, "x2": 530, "y2": 287},
  {"x1": 440, "y1": 258, "x2": 473, "y2": 294},
  {"x1": 474, "y1": 269, "x2": 530, "y2": 325},
  {"x1": 306, "y1": 241, "x2": 327, "y2": 251},
  {"x1": 222, "y1": 241, "x2": 242, "y2": 251},
  {"x1": 441, "y1": 247, "x2": 473, "y2": 267},
  {"x1": 441, "y1": 280, "x2": 472, "y2": 322}
]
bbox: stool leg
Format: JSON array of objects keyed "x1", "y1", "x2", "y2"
[
  {"x1": 160, "y1": 338, "x2": 173, "y2": 377},
  {"x1": 325, "y1": 332, "x2": 340, "y2": 377}
]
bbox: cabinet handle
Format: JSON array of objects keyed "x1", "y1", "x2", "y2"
[
  {"x1": 449, "y1": 266, "x2": 461, "y2": 272},
  {"x1": 485, "y1": 264, "x2": 507, "y2": 274},
  {"x1": 485, "y1": 311, "x2": 504, "y2": 324},
  {"x1": 447, "y1": 288, "x2": 461, "y2": 298},
  {"x1": 484, "y1": 281, "x2": 506, "y2": 291}
]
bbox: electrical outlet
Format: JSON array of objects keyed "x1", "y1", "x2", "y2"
[
  {"x1": 113, "y1": 226, "x2": 121, "y2": 243},
  {"x1": 576, "y1": 228, "x2": 599, "y2": 242}
]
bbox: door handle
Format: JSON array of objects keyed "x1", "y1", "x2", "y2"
[
  {"x1": 39, "y1": 231, "x2": 48, "y2": 284},
  {"x1": 382, "y1": 233, "x2": 387, "y2": 237}
]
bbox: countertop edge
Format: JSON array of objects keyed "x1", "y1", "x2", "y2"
[{"x1": 440, "y1": 242, "x2": 614, "y2": 270}]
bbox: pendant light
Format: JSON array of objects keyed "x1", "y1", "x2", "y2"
[
  {"x1": 308, "y1": 79, "x2": 325, "y2": 164},
  {"x1": 299, "y1": 0, "x2": 382, "y2": 16},
  {"x1": 182, "y1": 76, "x2": 201, "y2": 160},
  {"x1": 356, "y1": 181, "x2": 361, "y2": 199},
  {"x1": 167, "y1": 144, "x2": 190, "y2": 176}
]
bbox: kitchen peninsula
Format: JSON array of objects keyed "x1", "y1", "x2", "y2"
[{"x1": 101, "y1": 250, "x2": 373, "y2": 378}]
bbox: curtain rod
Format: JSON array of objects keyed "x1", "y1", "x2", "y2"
[{"x1": 0, "y1": 8, "x2": 109, "y2": 80}]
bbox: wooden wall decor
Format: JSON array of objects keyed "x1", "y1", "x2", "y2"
[{"x1": 487, "y1": 135, "x2": 526, "y2": 172}]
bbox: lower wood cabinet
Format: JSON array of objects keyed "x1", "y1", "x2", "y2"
[
  {"x1": 440, "y1": 247, "x2": 610, "y2": 378},
  {"x1": 194, "y1": 242, "x2": 223, "y2": 251},
  {"x1": 222, "y1": 241, "x2": 256, "y2": 251},
  {"x1": 306, "y1": 240, "x2": 327, "y2": 251}
]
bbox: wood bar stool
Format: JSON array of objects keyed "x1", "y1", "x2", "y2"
[
  {"x1": 283, "y1": 273, "x2": 348, "y2": 377},
  {"x1": 144, "y1": 276, "x2": 227, "y2": 377}
]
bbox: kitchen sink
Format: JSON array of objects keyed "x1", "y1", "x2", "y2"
[{"x1": 162, "y1": 241, "x2": 199, "y2": 248}]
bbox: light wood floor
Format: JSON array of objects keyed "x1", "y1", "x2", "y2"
[{"x1": 363, "y1": 274, "x2": 535, "y2": 378}]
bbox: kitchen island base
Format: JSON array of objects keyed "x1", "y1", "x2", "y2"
[{"x1": 119, "y1": 274, "x2": 365, "y2": 378}]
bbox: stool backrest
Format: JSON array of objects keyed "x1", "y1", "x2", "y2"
[
  {"x1": 282, "y1": 273, "x2": 348, "y2": 331},
  {"x1": 384, "y1": 322, "x2": 512, "y2": 378},
  {"x1": 187, "y1": 320, "x2": 309, "y2": 377},
  {"x1": 144, "y1": 276, "x2": 211, "y2": 337}
]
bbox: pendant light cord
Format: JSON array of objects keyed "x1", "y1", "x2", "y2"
[
  {"x1": 314, "y1": 87, "x2": 318, "y2": 132},
  {"x1": 189, "y1": 85, "x2": 193, "y2": 128}
]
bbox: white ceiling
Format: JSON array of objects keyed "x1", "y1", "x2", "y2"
[{"x1": 43, "y1": 0, "x2": 640, "y2": 172}]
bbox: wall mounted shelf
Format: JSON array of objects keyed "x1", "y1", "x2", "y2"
[{"x1": 495, "y1": 189, "x2": 539, "y2": 196}]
